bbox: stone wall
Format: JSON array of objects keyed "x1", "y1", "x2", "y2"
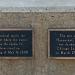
[{"x1": 0, "y1": 12, "x2": 75, "y2": 75}]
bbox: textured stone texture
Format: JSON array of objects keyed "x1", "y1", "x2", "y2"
[{"x1": 0, "y1": 12, "x2": 75, "y2": 75}]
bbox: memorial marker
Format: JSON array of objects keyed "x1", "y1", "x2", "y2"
[
  {"x1": 0, "y1": 29, "x2": 33, "y2": 58},
  {"x1": 48, "y1": 29, "x2": 75, "y2": 59}
]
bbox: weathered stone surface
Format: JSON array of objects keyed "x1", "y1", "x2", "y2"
[{"x1": 0, "y1": 12, "x2": 74, "y2": 75}]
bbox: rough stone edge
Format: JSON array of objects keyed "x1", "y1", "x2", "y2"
[{"x1": 0, "y1": 7, "x2": 75, "y2": 12}]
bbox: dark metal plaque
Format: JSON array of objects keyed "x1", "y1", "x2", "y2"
[
  {"x1": 48, "y1": 29, "x2": 75, "y2": 58},
  {"x1": 0, "y1": 29, "x2": 32, "y2": 57}
]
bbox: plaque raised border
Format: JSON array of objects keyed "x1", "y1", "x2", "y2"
[
  {"x1": 0, "y1": 28, "x2": 34, "y2": 59},
  {"x1": 48, "y1": 29, "x2": 75, "y2": 59}
]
